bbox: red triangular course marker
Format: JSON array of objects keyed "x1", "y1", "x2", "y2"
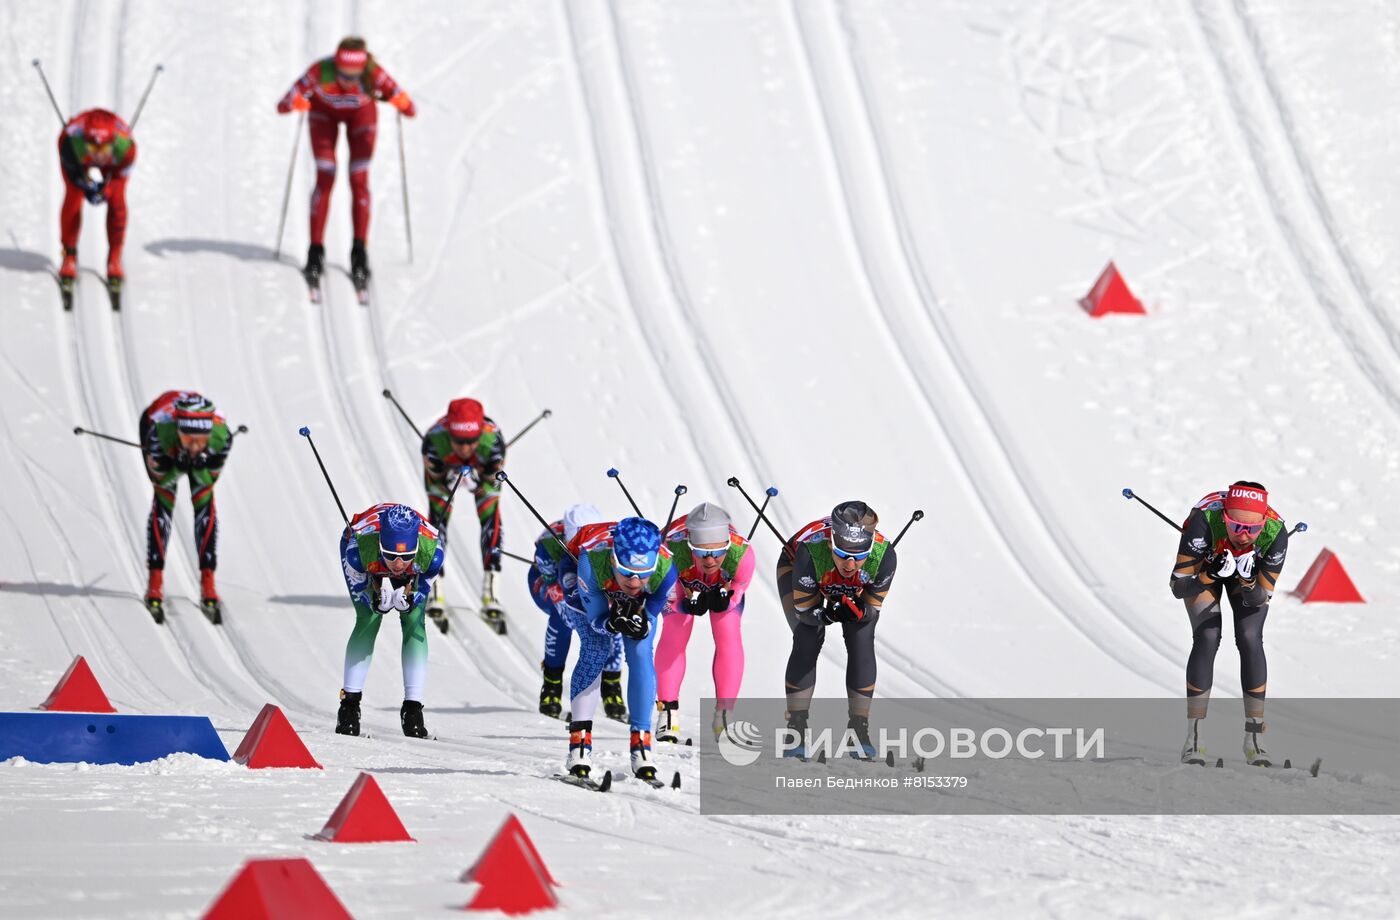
[
  {"x1": 461, "y1": 813, "x2": 559, "y2": 914},
  {"x1": 202, "y1": 857, "x2": 352, "y2": 920},
  {"x1": 315, "y1": 772, "x2": 414, "y2": 843},
  {"x1": 1079, "y1": 261, "x2": 1146, "y2": 317},
  {"x1": 234, "y1": 704, "x2": 322, "y2": 769},
  {"x1": 40, "y1": 655, "x2": 116, "y2": 713},
  {"x1": 1291, "y1": 548, "x2": 1364, "y2": 603},
  {"x1": 461, "y1": 814, "x2": 559, "y2": 886}
]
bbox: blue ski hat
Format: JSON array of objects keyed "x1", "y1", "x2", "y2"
[
  {"x1": 612, "y1": 517, "x2": 662, "y2": 575},
  {"x1": 379, "y1": 504, "x2": 421, "y2": 557}
]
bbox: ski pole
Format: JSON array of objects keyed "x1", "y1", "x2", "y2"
[
  {"x1": 727, "y1": 477, "x2": 792, "y2": 558},
  {"x1": 662, "y1": 484, "x2": 687, "y2": 534},
  {"x1": 299, "y1": 426, "x2": 348, "y2": 524},
  {"x1": 505, "y1": 409, "x2": 552, "y2": 448},
  {"x1": 273, "y1": 110, "x2": 305, "y2": 260},
  {"x1": 127, "y1": 63, "x2": 164, "y2": 131},
  {"x1": 381, "y1": 389, "x2": 424, "y2": 440},
  {"x1": 746, "y1": 486, "x2": 779, "y2": 541},
  {"x1": 605, "y1": 468, "x2": 645, "y2": 517},
  {"x1": 1121, "y1": 488, "x2": 1182, "y2": 534},
  {"x1": 397, "y1": 111, "x2": 413, "y2": 264},
  {"x1": 1288, "y1": 522, "x2": 1309, "y2": 537},
  {"x1": 888, "y1": 509, "x2": 925, "y2": 550},
  {"x1": 73, "y1": 426, "x2": 140, "y2": 449},
  {"x1": 495, "y1": 470, "x2": 575, "y2": 562},
  {"x1": 31, "y1": 60, "x2": 67, "y2": 128}
]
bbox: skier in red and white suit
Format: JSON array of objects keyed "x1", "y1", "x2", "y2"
[
  {"x1": 57, "y1": 109, "x2": 137, "y2": 283},
  {"x1": 276, "y1": 36, "x2": 415, "y2": 287}
]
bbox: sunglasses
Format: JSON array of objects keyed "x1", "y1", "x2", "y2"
[
  {"x1": 688, "y1": 543, "x2": 728, "y2": 559},
  {"x1": 612, "y1": 554, "x2": 656, "y2": 580},
  {"x1": 381, "y1": 550, "x2": 415, "y2": 565},
  {"x1": 450, "y1": 435, "x2": 480, "y2": 446},
  {"x1": 831, "y1": 540, "x2": 872, "y2": 562},
  {"x1": 1222, "y1": 511, "x2": 1265, "y2": 538}
]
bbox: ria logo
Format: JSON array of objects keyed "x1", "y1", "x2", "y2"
[{"x1": 716, "y1": 720, "x2": 764, "y2": 767}]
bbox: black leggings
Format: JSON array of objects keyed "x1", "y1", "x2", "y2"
[
  {"x1": 777, "y1": 557, "x2": 879, "y2": 716},
  {"x1": 1183, "y1": 582, "x2": 1268, "y2": 716}
]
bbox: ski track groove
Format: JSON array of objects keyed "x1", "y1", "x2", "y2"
[{"x1": 785, "y1": 0, "x2": 1179, "y2": 689}]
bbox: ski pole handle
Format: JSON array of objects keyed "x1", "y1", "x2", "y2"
[
  {"x1": 606, "y1": 467, "x2": 645, "y2": 517},
  {"x1": 495, "y1": 470, "x2": 576, "y2": 562},
  {"x1": 662, "y1": 484, "x2": 687, "y2": 534},
  {"x1": 381, "y1": 389, "x2": 424, "y2": 440},
  {"x1": 506, "y1": 409, "x2": 552, "y2": 448},
  {"x1": 31, "y1": 60, "x2": 67, "y2": 128},
  {"x1": 1121, "y1": 488, "x2": 1183, "y2": 534},
  {"x1": 128, "y1": 63, "x2": 164, "y2": 132},
  {"x1": 299, "y1": 426, "x2": 348, "y2": 524},
  {"x1": 73, "y1": 426, "x2": 141, "y2": 449},
  {"x1": 746, "y1": 486, "x2": 779, "y2": 541},
  {"x1": 727, "y1": 477, "x2": 792, "y2": 558},
  {"x1": 888, "y1": 510, "x2": 925, "y2": 550},
  {"x1": 1288, "y1": 522, "x2": 1309, "y2": 537}
]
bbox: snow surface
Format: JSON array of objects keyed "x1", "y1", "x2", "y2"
[{"x1": 0, "y1": 0, "x2": 1397, "y2": 916}]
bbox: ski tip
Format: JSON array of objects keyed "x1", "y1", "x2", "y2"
[
  {"x1": 1309, "y1": 758, "x2": 1322, "y2": 778},
  {"x1": 1215, "y1": 758, "x2": 1224, "y2": 768},
  {"x1": 670, "y1": 771, "x2": 681, "y2": 790},
  {"x1": 600, "y1": 770, "x2": 613, "y2": 793},
  {"x1": 885, "y1": 751, "x2": 895, "y2": 768},
  {"x1": 684, "y1": 737, "x2": 693, "y2": 747},
  {"x1": 1284, "y1": 759, "x2": 1292, "y2": 770},
  {"x1": 913, "y1": 756, "x2": 926, "y2": 773},
  {"x1": 816, "y1": 751, "x2": 827, "y2": 765}
]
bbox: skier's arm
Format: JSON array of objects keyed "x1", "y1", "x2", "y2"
[
  {"x1": 643, "y1": 566, "x2": 679, "y2": 619},
  {"x1": 532, "y1": 536, "x2": 559, "y2": 585},
  {"x1": 1237, "y1": 528, "x2": 1289, "y2": 607},
  {"x1": 421, "y1": 437, "x2": 450, "y2": 500},
  {"x1": 341, "y1": 535, "x2": 374, "y2": 610},
  {"x1": 370, "y1": 65, "x2": 414, "y2": 116},
  {"x1": 57, "y1": 133, "x2": 85, "y2": 185},
  {"x1": 141, "y1": 423, "x2": 178, "y2": 487},
  {"x1": 858, "y1": 546, "x2": 897, "y2": 617},
  {"x1": 411, "y1": 546, "x2": 445, "y2": 610},
  {"x1": 789, "y1": 544, "x2": 822, "y2": 618},
  {"x1": 277, "y1": 65, "x2": 317, "y2": 113},
  {"x1": 576, "y1": 555, "x2": 612, "y2": 634},
  {"x1": 1169, "y1": 510, "x2": 1216, "y2": 599},
  {"x1": 723, "y1": 546, "x2": 757, "y2": 610}
]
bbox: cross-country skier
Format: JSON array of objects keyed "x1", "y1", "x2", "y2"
[
  {"x1": 139, "y1": 392, "x2": 233, "y2": 621},
  {"x1": 777, "y1": 500, "x2": 897, "y2": 759},
  {"x1": 276, "y1": 36, "x2": 415, "y2": 293},
  {"x1": 421, "y1": 397, "x2": 506, "y2": 629},
  {"x1": 336, "y1": 502, "x2": 443, "y2": 739},
  {"x1": 566, "y1": 518, "x2": 677, "y2": 781},
  {"x1": 527, "y1": 504, "x2": 626, "y2": 720},
  {"x1": 57, "y1": 109, "x2": 136, "y2": 291},
  {"x1": 1169, "y1": 481, "x2": 1290, "y2": 766},
  {"x1": 654, "y1": 502, "x2": 754, "y2": 743}
]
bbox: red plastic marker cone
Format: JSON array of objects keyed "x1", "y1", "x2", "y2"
[
  {"x1": 39, "y1": 655, "x2": 116, "y2": 713},
  {"x1": 315, "y1": 772, "x2": 414, "y2": 843},
  {"x1": 1079, "y1": 261, "x2": 1146, "y2": 317},
  {"x1": 462, "y1": 814, "x2": 558, "y2": 914},
  {"x1": 461, "y1": 814, "x2": 559, "y2": 887},
  {"x1": 234, "y1": 704, "x2": 322, "y2": 769},
  {"x1": 202, "y1": 857, "x2": 352, "y2": 920},
  {"x1": 1292, "y1": 548, "x2": 1364, "y2": 603}
]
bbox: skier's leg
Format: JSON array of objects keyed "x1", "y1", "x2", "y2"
[
  {"x1": 567, "y1": 615, "x2": 610, "y2": 722},
  {"x1": 399, "y1": 605, "x2": 428, "y2": 702},
  {"x1": 653, "y1": 609, "x2": 695, "y2": 703},
  {"x1": 779, "y1": 555, "x2": 824, "y2": 713},
  {"x1": 622, "y1": 626, "x2": 658, "y2": 734},
  {"x1": 346, "y1": 106, "x2": 377, "y2": 242},
  {"x1": 307, "y1": 113, "x2": 339, "y2": 245},
  {"x1": 104, "y1": 174, "x2": 129, "y2": 277},
  {"x1": 841, "y1": 613, "x2": 879, "y2": 718},
  {"x1": 710, "y1": 599, "x2": 745, "y2": 711},
  {"x1": 475, "y1": 481, "x2": 503, "y2": 573},
  {"x1": 1183, "y1": 587, "x2": 1225, "y2": 719},
  {"x1": 1226, "y1": 587, "x2": 1269, "y2": 721},
  {"x1": 145, "y1": 485, "x2": 175, "y2": 571},
  {"x1": 60, "y1": 175, "x2": 82, "y2": 273},
  {"x1": 342, "y1": 604, "x2": 385, "y2": 693},
  {"x1": 191, "y1": 480, "x2": 218, "y2": 570},
  {"x1": 528, "y1": 568, "x2": 573, "y2": 668}
]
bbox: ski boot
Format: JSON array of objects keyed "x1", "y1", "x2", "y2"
[
  {"x1": 782, "y1": 710, "x2": 809, "y2": 759},
  {"x1": 199, "y1": 568, "x2": 222, "y2": 625},
  {"x1": 401, "y1": 700, "x2": 429, "y2": 739},
  {"x1": 1243, "y1": 718, "x2": 1271, "y2": 767},
  {"x1": 426, "y1": 583, "x2": 449, "y2": 634},
  {"x1": 655, "y1": 700, "x2": 681, "y2": 743},
  {"x1": 567, "y1": 720, "x2": 594, "y2": 778},
  {"x1": 630, "y1": 730, "x2": 656, "y2": 781},
  {"x1": 1181, "y1": 718, "x2": 1208, "y2": 765},
  {"x1": 58, "y1": 247, "x2": 78, "y2": 310},
  {"x1": 479, "y1": 569, "x2": 506, "y2": 635},
  {"x1": 539, "y1": 664, "x2": 565, "y2": 719},
  {"x1": 712, "y1": 707, "x2": 730, "y2": 740},
  {"x1": 847, "y1": 714, "x2": 878, "y2": 760},
  {"x1": 106, "y1": 249, "x2": 123, "y2": 310},
  {"x1": 601, "y1": 670, "x2": 627, "y2": 722},
  {"x1": 303, "y1": 243, "x2": 325, "y2": 292},
  {"x1": 350, "y1": 238, "x2": 370, "y2": 301},
  {"x1": 143, "y1": 568, "x2": 165, "y2": 624},
  {"x1": 336, "y1": 690, "x2": 362, "y2": 736}
]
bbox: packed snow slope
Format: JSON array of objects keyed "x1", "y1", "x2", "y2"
[{"x1": 1, "y1": 0, "x2": 1397, "y2": 917}]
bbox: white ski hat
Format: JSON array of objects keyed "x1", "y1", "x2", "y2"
[
  {"x1": 562, "y1": 503, "x2": 603, "y2": 542},
  {"x1": 686, "y1": 502, "x2": 732, "y2": 545}
]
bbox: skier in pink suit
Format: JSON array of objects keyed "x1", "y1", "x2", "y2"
[{"x1": 653, "y1": 502, "x2": 755, "y2": 743}]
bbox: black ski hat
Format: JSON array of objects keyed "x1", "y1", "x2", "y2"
[{"x1": 830, "y1": 500, "x2": 878, "y2": 553}]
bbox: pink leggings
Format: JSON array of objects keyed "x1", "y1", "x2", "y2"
[{"x1": 654, "y1": 608, "x2": 744, "y2": 710}]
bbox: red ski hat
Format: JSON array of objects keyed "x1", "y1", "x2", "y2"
[
  {"x1": 335, "y1": 47, "x2": 368, "y2": 71},
  {"x1": 446, "y1": 398, "x2": 484, "y2": 439},
  {"x1": 1223, "y1": 483, "x2": 1268, "y2": 515}
]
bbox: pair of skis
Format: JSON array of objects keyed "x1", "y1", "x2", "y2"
[
  {"x1": 304, "y1": 264, "x2": 368, "y2": 305},
  {"x1": 60, "y1": 274, "x2": 121, "y2": 311},
  {"x1": 551, "y1": 769, "x2": 683, "y2": 793},
  {"x1": 143, "y1": 596, "x2": 222, "y2": 627}
]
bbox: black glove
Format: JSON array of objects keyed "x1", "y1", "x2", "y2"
[
  {"x1": 1201, "y1": 550, "x2": 1237, "y2": 581},
  {"x1": 820, "y1": 596, "x2": 862, "y2": 625},
  {"x1": 605, "y1": 606, "x2": 649, "y2": 640},
  {"x1": 705, "y1": 586, "x2": 731, "y2": 613},
  {"x1": 172, "y1": 452, "x2": 193, "y2": 472},
  {"x1": 681, "y1": 589, "x2": 708, "y2": 616},
  {"x1": 78, "y1": 176, "x2": 106, "y2": 204}
]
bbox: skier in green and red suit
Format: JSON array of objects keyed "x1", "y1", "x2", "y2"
[
  {"x1": 420, "y1": 397, "x2": 506, "y2": 627},
  {"x1": 57, "y1": 109, "x2": 136, "y2": 288},
  {"x1": 139, "y1": 391, "x2": 233, "y2": 620}
]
